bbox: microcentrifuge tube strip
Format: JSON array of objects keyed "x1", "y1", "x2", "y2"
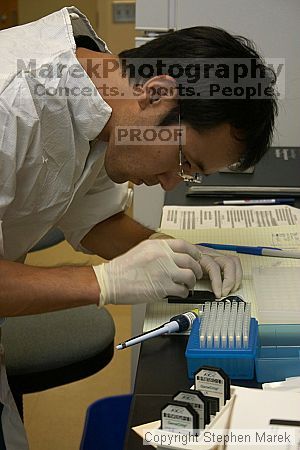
[{"x1": 198, "y1": 301, "x2": 252, "y2": 350}]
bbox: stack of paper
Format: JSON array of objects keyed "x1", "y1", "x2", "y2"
[{"x1": 161, "y1": 204, "x2": 300, "y2": 230}]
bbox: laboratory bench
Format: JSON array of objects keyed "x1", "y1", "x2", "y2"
[{"x1": 123, "y1": 186, "x2": 300, "y2": 450}]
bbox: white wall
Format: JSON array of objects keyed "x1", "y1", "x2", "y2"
[{"x1": 177, "y1": 0, "x2": 300, "y2": 146}]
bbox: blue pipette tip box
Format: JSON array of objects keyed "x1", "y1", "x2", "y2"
[
  {"x1": 255, "y1": 324, "x2": 300, "y2": 382},
  {"x1": 185, "y1": 317, "x2": 258, "y2": 380}
]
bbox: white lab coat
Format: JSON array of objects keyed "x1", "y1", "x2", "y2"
[
  {"x1": 0, "y1": 6, "x2": 129, "y2": 261},
  {"x1": 0, "y1": 7, "x2": 129, "y2": 447},
  {"x1": 0, "y1": 327, "x2": 30, "y2": 449}
]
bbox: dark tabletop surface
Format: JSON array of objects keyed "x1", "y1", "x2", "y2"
[
  {"x1": 123, "y1": 184, "x2": 300, "y2": 450},
  {"x1": 164, "y1": 182, "x2": 300, "y2": 207}
]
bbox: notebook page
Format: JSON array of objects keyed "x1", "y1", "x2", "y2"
[
  {"x1": 143, "y1": 225, "x2": 300, "y2": 331},
  {"x1": 161, "y1": 205, "x2": 300, "y2": 230},
  {"x1": 252, "y1": 267, "x2": 300, "y2": 323},
  {"x1": 166, "y1": 225, "x2": 300, "y2": 249}
]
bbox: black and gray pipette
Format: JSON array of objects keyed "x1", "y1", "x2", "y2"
[{"x1": 116, "y1": 310, "x2": 198, "y2": 350}]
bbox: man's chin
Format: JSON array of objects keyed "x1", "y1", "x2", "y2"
[
  {"x1": 143, "y1": 180, "x2": 160, "y2": 187},
  {"x1": 131, "y1": 179, "x2": 160, "y2": 187},
  {"x1": 108, "y1": 174, "x2": 159, "y2": 186},
  {"x1": 105, "y1": 170, "x2": 128, "y2": 184},
  {"x1": 130, "y1": 179, "x2": 143, "y2": 185}
]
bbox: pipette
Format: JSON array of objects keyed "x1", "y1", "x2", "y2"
[{"x1": 117, "y1": 310, "x2": 198, "y2": 350}]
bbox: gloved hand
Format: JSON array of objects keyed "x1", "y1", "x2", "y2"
[
  {"x1": 148, "y1": 231, "x2": 174, "y2": 240},
  {"x1": 149, "y1": 234, "x2": 243, "y2": 297},
  {"x1": 196, "y1": 244, "x2": 243, "y2": 298},
  {"x1": 92, "y1": 239, "x2": 202, "y2": 306}
]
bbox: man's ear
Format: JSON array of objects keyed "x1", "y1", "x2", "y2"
[{"x1": 137, "y1": 75, "x2": 177, "y2": 110}]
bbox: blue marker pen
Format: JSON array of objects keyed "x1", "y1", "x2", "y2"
[{"x1": 197, "y1": 243, "x2": 300, "y2": 258}]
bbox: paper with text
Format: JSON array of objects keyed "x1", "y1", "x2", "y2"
[
  {"x1": 161, "y1": 205, "x2": 300, "y2": 230},
  {"x1": 144, "y1": 225, "x2": 300, "y2": 331}
]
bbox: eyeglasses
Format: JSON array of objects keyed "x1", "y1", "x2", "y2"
[
  {"x1": 177, "y1": 112, "x2": 203, "y2": 184},
  {"x1": 227, "y1": 159, "x2": 244, "y2": 171}
]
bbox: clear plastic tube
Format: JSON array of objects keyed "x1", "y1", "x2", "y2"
[
  {"x1": 221, "y1": 302, "x2": 231, "y2": 348},
  {"x1": 206, "y1": 302, "x2": 217, "y2": 348},
  {"x1": 227, "y1": 301, "x2": 238, "y2": 349},
  {"x1": 235, "y1": 302, "x2": 245, "y2": 349},
  {"x1": 213, "y1": 302, "x2": 224, "y2": 348},
  {"x1": 199, "y1": 302, "x2": 211, "y2": 348},
  {"x1": 243, "y1": 303, "x2": 251, "y2": 348}
]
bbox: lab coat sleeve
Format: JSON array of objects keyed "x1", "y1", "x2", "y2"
[{"x1": 57, "y1": 171, "x2": 130, "y2": 253}]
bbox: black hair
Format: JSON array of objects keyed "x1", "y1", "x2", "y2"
[{"x1": 118, "y1": 27, "x2": 278, "y2": 170}]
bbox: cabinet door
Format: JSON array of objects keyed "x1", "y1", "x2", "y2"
[{"x1": 136, "y1": 0, "x2": 176, "y2": 31}]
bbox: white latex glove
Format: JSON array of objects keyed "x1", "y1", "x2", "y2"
[
  {"x1": 197, "y1": 245, "x2": 243, "y2": 298},
  {"x1": 149, "y1": 233, "x2": 243, "y2": 297},
  {"x1": 92, "y1": 239, "x2": 202, "y2": 306},
  {"x1": 148, "y1": 232, "x2": 174, "y2": 240}
]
